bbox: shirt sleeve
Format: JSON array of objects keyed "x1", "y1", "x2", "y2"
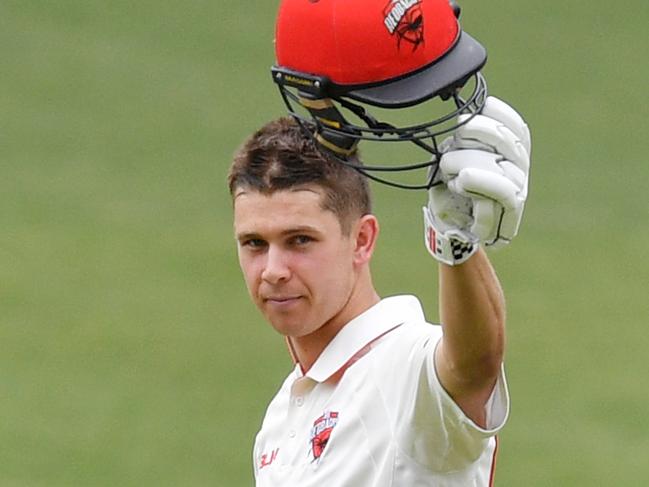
[{"x1": 392, "y1": 324, "x2": 510, "y2": 473}]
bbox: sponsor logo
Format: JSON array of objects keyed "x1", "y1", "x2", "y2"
[
  {"x1": 259, "y1": 448, "x2": 279, "y2": 470},
  {"x1": 284, "y1": 74, "x2": 315, "y2": 87},
  {"x1": 383, "y1": 0, "x2": 425, "y2": 51},
  {"x1": 309, "y1": 411, "x2": 339, "y2": 462}
]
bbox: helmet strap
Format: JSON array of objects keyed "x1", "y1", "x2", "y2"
[{"x1": 297, "y1": 94, "x2": 359, "y2": 157}]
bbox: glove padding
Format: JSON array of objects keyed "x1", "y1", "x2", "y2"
[{"x1": 425, "y1": 97, "x2": 531, "y2": 263}]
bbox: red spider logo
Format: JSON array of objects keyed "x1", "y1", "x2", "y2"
[
  {"x1": 394, "y1": 5, "x2": 424, "y2": 51},
  {"x1": 383, "y1": 0, "x2": 425, "y2": 51},
  {"x1": 311, "y1": 428, "x2": 333, "y2": 461},
  {"x1": 309, "y1": 411, "x2": 339, "y2": 462}
]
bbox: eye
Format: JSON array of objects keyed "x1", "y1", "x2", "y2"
[
  {"x1": 241, "y1": 238, "x2": 267, "y2": 250},
  {"x1": 290, "y1": 235, "x2": 314, "y2": 246}
]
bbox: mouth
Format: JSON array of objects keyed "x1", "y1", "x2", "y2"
[
  {"x1": 263, "y1": 295, "x2": 303, "y2": 309},
  {"x1": 265, "y1": 295, "x2": 301, "y2": 303}
]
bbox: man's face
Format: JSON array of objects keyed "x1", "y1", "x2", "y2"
[{"x1": 233, "y1": 187, "x2": 358, "y2": 338}]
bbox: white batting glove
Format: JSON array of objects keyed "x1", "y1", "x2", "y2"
[{"x1": 424, "y1": 97, "x2": 531, "y2": 265}]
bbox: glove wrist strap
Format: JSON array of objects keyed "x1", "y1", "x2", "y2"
[{"x1": 422, "y1": 207, "x2": 478, "y2": 266}]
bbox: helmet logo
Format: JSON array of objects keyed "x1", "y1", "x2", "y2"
[{"x1": 383, "y1": 0, "x2": 425, "y2": 51}]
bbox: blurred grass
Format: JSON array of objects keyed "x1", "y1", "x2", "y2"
[{"x1": 1, "y1": 0, "x2": 648, "y2": 485}]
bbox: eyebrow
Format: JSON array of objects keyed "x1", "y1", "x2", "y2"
[{"x1": 236, "y1": 225, "x2": 321, "y2": 241}]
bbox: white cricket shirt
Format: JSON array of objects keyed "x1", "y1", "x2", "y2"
[{"x1": 253, "y1": 295, "x2": 509, "y2": 486}]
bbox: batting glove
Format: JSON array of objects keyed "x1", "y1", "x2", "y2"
[{"x1": 424, "y1": 97, "x2": 531, "y2": 265}]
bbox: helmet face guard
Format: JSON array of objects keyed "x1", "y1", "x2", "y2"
[
  {"x1": 272, "y1": 0, "x2": 489, "y2": 190},
  {"x1": 272, "y1": 66, "x2": 487, "y2": 190}
]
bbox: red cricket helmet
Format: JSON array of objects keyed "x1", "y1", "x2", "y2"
[{"x1": 272, "y1": 0, "x2": 489, "y2": 189}]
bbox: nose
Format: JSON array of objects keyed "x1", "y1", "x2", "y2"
[{"x1": 261, "y1": 246, "x2": 291, "y2": 284}]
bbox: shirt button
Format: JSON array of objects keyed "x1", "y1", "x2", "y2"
[
  {"x1": 295, "y1": 396, "x2": 304, "y2": 407},
  {"x1": 289, "y1": 430, "x2": 296, "y2": 438}
]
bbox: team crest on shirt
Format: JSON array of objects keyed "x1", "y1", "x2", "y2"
[
  {"x1": 383, "y1": 0, "x2": 425, "y2": 51},
  {"x1": 309, "y1": 410, "x2": 339, "y2": 462}
]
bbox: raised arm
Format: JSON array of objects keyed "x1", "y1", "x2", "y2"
[
  {"x1": 423, "y1": 97, "x2": 531, "y2": 426},
  {"x1": 435, "y1": 250, "x2": 505, "y2": 427}
]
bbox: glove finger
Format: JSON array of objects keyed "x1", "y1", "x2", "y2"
[
  {"x1": 441, "y1": 152, "x2": 527, "y2": 196},
  {"x1": 471, "y1": 198, "x2": 499, "y2": 242},
  {"x1": 485, "y1": 203, "x2": 524, "y2": 249},
  {"x1": 455, "y1": 114, "x2": 530, "y2": 174},
  {"x1": 440, "y1": 150, "x2": 504, "y2": 178},
  {"x1": 499, "y1": 160, "x2": 526, "y2": 191},
  {"x1": 449, "y1": 168, "x2": 520, "y2": 209},
  {"x1": 482, "y1": 97, "x2": 531, "y2": 155},
  {"x1": 500, "y1": 204, "x2": 522, "y2": 241}
]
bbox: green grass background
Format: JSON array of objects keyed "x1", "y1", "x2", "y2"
[{"x1": 2, "y1": 1, "x2": 648, "y2": 485}]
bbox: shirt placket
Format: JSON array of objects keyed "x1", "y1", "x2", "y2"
[{"x1": 281, "y1": 375, "x2": 317, "y2": 471}]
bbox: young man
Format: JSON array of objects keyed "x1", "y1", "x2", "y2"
[{"x1": 229, "y1": 95, "x2": 530, "y2": 484}]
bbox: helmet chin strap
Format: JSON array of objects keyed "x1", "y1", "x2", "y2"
[{"x1": 296, "y1": 94, "x2": 359, "y2": 157}]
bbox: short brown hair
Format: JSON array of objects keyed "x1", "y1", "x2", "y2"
[{"x1": 228, "y1": 117, "x2": 371, "y2": 234}]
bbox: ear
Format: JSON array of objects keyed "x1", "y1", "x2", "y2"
[{"x1": 351, "y1": 214, "x2": 379, "y2": 266}]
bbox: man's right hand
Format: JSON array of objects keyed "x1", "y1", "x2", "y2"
[{"x1": 424, "y1": 97, "x2": 531, "y2": 265}]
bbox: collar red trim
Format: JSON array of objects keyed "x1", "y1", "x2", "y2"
[{"x1": 326, "y1": 323, "x2": 402, "y2": 384}]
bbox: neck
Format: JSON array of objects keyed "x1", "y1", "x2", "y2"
[{"x1": 289, "y1": 274, "x2": 380, "y2": 373}]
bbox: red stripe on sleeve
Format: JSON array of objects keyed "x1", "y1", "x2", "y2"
[{"x1": 489, "y1": 436, "x2": 499, "y2": 487}]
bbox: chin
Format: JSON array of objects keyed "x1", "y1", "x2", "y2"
[
  {"x1": 273, "y1": 324, "x2": 311, "y2": 338},
  {"x1": 268, "y1": 316, "x2": 317, "y2": 338}
]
